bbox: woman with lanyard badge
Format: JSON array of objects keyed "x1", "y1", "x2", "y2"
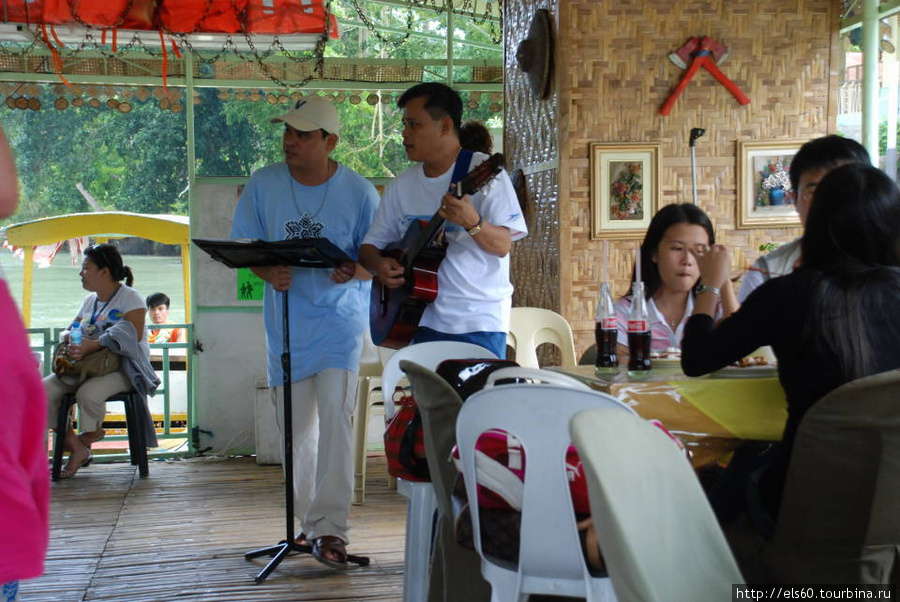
[{"x1": 43, "y1": 244, "x2": 159, "y2": 479}]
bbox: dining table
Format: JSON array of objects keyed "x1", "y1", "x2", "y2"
[{"x1": 553, "y1": 362, "x2": 789, "y2": 468}]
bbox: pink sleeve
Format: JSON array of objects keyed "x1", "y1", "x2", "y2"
[{"x1": 0, "y1": 282, "x2": 49, "y2": 583}]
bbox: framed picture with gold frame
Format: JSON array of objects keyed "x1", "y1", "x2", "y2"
[
  {"x1": 590, "y1": 142, "x2": 660, "y2": 239},
  {"x1": 737, "y1": 139, "x2": 805, "y2": 229}
]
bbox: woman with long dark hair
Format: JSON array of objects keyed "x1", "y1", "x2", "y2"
[
  {"x1": 44, "y1": 243, "x2": 159, "y2": 478},
  {"x1": 682, "y1": 162, "x2": 900, "y2": 521},
  {"x1": 614, "y1": 203, "x2": 739, "y2": 360}
]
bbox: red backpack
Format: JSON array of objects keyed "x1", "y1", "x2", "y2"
[
  {"x1": 384, "y1": 394, "x2": 430, "y2": 481},
  {"x1": 383, "y1": 358, "x2": 519, "y2": 482}
]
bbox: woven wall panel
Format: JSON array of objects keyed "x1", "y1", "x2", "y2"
[
  {"x1": 0, "y1": 55, "x2": 194, "y2": 77},
  {"x1": 511, "y1": 168, "x2": 560, "y2": 308},
  {"x1": 557, "y1": 0, "x2": 837, "y2": 354},
  {"x1": 213, "y1": 60, "x2": 424, "y2": 83},
  {"x1": 505, "y1": 0, "x2": 561, "y2": 314}
]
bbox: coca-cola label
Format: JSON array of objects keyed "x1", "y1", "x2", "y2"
[
  {"x1": 627, "y1": 319, "x2": 648, "y2": 333},
  {"x1": 601, "y1": 318, "x2": 617, "y2": 330}
]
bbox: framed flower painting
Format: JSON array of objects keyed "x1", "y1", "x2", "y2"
[
  {"x1": 737, "y1": 140, "x2": 805, "y2": 228},
  {"x1": 590, "y1": 142, "x2": 660, "y2": 239}
]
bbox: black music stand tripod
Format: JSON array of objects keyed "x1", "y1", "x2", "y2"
[{"x1": 192, "y1": 238, "x2": 370, "y2": 584}]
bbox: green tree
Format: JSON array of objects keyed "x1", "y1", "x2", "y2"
[{"x1": 1, "y1": 0, "x2": 502, "y2": 224}]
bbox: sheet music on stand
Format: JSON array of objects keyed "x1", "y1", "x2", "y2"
[{"x1": 192, "y1": 237, "x2": 353, "y2": 270}]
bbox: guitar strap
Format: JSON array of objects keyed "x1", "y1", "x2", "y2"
[
  {"x1": 450, "y1": 149, "x2": 474, "y2": 194},
  {"x1": 430, "y1": 148, "x2": 475, "y2": 244}
]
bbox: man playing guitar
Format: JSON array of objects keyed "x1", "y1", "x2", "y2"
[{"x1": 359, "y1": 83, "x2": 528, "y2": 358}]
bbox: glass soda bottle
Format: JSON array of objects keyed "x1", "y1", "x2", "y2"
[
  {"x1": 594, "y1": 282, "x2": 618, "y2": 369},
  {"x1": 627, "y1": 282, "x2": 652, "y2": 372}
]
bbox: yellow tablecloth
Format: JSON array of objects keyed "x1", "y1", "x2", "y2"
[
  {"x1": 672, "y1": 378, "x2": 787, "y2": 441},
  {"x1": 556, "y1": 365, "x2": 788, "y2": 466}
]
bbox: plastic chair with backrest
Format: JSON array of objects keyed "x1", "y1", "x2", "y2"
[
  {"x1": 51, "y1": 391, "x2": 153, "y2": 481},
  {"x1": 762, "y1": 368, "x2": 900, "y2": 584},
  {"x1": 381, "y1": 340, "x2": 497, "y2": 419},
  {"x1": 382, "y1": 341, "x2": 497, "y2": 602},
  {"x1": 457, "y1": 384, "x2": 634, "y2": 601},
  {"x1": 351, "y1": 330, "x2": 384, "y2": 505},
  {"x1": 507, "y1": 307, "x2": 577, "y2": 368},
  {"x1": 484, "y1": 366, "x2": 591, "y2": 390},
  {"x1": 579, "y1": 344, "x2": 598, "y2": 366},
  {"x1": 401, "y1": 360, "x2": 492, "y2": 602},
  {"x1": 570, "y1": 407, "x2": 743, "y2": 602}
]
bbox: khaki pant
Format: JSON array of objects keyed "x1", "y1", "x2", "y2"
[
  {"x1": 43, "y1": 370, "x2": 132, "y2": 432},
  {"x1": 274, "y1": 368, "x2": 358, "y2": 544}
]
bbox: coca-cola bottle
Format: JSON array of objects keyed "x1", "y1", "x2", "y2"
[
  {"x1": 594, "y1": 282, "x2": 618, "y2": 370},
  {"x1": 627, "y1": 281, "x2": 652, "y2": 372}
]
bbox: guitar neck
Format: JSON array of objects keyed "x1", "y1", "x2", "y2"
[{"x1": 405, "y1": 215, "x2": 445, "y2": 268}]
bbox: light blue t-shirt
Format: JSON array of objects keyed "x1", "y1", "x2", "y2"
[{"x1": 231, "y1": 162, "x2": 379, "y2": 385}]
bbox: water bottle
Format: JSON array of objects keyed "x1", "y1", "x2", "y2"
[
  {"x1": 69, "y1": 321, "x2": 83, "y2": 346},
  {"x1": 627, "y1": 282, "x2": 652, "y2": 372},
  {"x1": 594, "y1": 282, "x2": 618, "y2": 370}
]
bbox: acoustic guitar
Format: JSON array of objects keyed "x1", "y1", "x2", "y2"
[{"x1": 370, "y1": 153, "x2": 505, "y2": 349}]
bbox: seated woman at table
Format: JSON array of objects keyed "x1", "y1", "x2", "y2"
[
  {"x1": 44, "y1": 244, "x2": 159, "y2": 478},
  {"x1": 681, "y1": 163, "x2": 900, "y2": 526},
  {"x1": 614, "y1": 203, "x2": 739, "y2": 360}
]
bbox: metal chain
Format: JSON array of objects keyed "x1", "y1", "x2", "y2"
[
  {"x1": 65, "y1": 0, "x2": 137, "y2": 31},
  {"x1": 348, "y1": 0, "x2": 414, "y2": 49},
  {"x1": 2, "y1": 0, "x2": 501, "y2": 87}
]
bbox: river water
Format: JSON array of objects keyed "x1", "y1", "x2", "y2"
[{"x1": 0, "y1": 250, "x2": 186, "y2": 329}]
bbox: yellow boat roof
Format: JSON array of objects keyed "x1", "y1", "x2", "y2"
[
  {"x1": 4, "y1": 211, "x2": 192, "y2": 326},
  {"x1": 4, "y1": 211, "x2": 190, "y2": 247}
]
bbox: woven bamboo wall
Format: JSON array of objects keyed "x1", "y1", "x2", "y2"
[
  {"x1": 505, "y1": 0, "x2": 561, "y2": 313},
  {"x1": 530, "y1": 0, "x2": 841, "y2": 357}
]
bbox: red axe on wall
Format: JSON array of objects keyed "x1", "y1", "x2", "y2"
[{"x1": 660, "y1": 36, "x2": 750, "y2": 116}]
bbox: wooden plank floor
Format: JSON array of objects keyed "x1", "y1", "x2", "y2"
[{"x1": 23, "y1": 455, "x2": 407, "y2": 601}]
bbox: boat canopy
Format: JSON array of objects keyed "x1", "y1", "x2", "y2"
[{"x1": 4, "y1": 211, "x2": 190, "y2": 326}]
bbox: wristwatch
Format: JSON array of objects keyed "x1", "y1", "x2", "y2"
[
  {"x1": 695, "y1": 283, "x2": 721, "y2": 298},
  {"x1": 467, "y1": 214, "x2": 483, "y2": 237}
]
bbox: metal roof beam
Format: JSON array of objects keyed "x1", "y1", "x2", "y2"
[
  {"x1": 336, "y1": 19, "x2": 500, "y2": 52},
  {"x1": 360, "y1": 0, "x2": 502, "y2": 24}
]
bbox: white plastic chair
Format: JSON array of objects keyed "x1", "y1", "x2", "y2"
[
  {"x1": 570, "y1": 408, "x2": 743, "y2": 602},
  {"x1": 382, "y1": 341, "x2": 498, "y2": 602},
  {"x1": 351, "y1": 331, "x2": 384, "y2": 505},
  {"x1": 507, "y1": 307, "x2": 578, "y2": 368},
  {"x1": 457, "y1": 384, "x2": 634, "y2": 601},
  {"x1": 381, "y1": 341, "x2": 497, "y2": 419},
  {"x1": 484, "y1": 366, "x2": 591, "y2": 390}
]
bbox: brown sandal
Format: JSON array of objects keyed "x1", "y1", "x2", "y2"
[
  {"x1": 60, "y1": 448, "x2": 93, "y2": 479},
  {"x1": 312, "y1": 535, "x2": 348, "y2": 570}
]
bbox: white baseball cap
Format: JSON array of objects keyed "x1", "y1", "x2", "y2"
[{"x1": 270, "y1": 97, "x2": 341, "y2": 135}]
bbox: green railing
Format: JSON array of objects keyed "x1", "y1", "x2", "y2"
[
  {"x1": 32, "y1": 323, "x2": 194, "y2": 461},
  {"x1": 148, "y1": 323, "x2": 193, "y2": 450}
]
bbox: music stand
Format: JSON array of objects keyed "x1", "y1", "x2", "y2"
[{"x1": 193, "y1": 237, "x2": 371, "y2": 583}]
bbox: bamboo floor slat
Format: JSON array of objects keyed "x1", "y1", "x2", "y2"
[{"x1": 22, "y1": 455, "x2": 407, "y2": 601}]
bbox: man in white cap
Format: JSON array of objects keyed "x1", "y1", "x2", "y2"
[{"x1": 230, "y1": 96, "x2": 379, "y2": 569}]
